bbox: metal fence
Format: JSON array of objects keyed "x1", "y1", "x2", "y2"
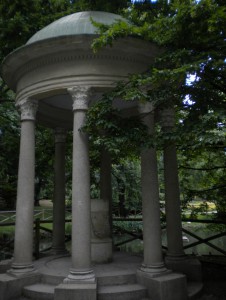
[{"x1": 0, "y1": 210, "x2": 226, "y2": 259}]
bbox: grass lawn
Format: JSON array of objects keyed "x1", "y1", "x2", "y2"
[{"x1": 0, "y1": 225, "x2": 15, "y2": 238}]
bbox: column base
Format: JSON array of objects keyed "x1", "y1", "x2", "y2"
[
  {"x1": 165, "y1": 253, "x2": 187, "y2": 262},
  {"x1": 7, "y1": 262, "x2": 36, "y2": 278},
  {"x1": 64, "y1": 268, "x2": 96, "y2": 283},
  {"x1": 137, "y1": 269, "x2": 187, "y2": 300},
  {"x1": 55, "y1": 281, "x2": 97, "y2": 300},
  {"x1": 139, "y1": 262, "x2": 170, "y2": 277},
  {"x1": 0, "y1": 258, "x2": 12, "y2": 273},
  {"x1": 50, "y1": 247, "x2": 69, "y2": 256},
  {"x1": 0, "y1": 272, "x2": 40, "y2": 300},
  {"x1": 165, "y1": 255, "x2": 202, "y2": 282}
]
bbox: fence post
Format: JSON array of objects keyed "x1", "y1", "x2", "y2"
[{"x1": 34, "y1": 218, "x2": 40, "y2": 259}]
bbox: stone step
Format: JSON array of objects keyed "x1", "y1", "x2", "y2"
[
  {"x1": 40, "y1": 270, "x2": 137, "y2": 286},
  {"x1": 11, "y1": 297, "x2": 30, "y2": 300},
  {"x1": 188, "y1": 281, "x2": 203, "y2": 299},
  {"x1": 97, "y1": 272, "x2": 137, "y2": 286},
  {"x1": 22, "y1": 282, "x2": 147, "y2": 300},
  {"x1": 98, "y1": 283, "x2": 148, "y2": 300},
  {"x1": 23, "y1": 283, "x2": 54, "y2": 300},
  {"x1": 41, "y1": 273, "x2": 64, "y2": 285},
  {"x1": 21, "y1": 279, "x2": 201, "y2": 300}
]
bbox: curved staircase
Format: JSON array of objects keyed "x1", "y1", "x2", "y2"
[
  {"x1": 11, "y1": 253, "x2": 202, "y2": 300},
  {"x1": 20, "y1": 270, "x2": 149, "y2": 300},
  {"x1": 15, "y1": 272, "x2": 202, "y2": 300}
]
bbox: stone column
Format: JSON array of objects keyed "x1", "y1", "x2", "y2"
[
  {"x1": 157, "y1": 107, "x2": 202, "y2": 284},
  {"x1": 160, "y1": 107, "x2": 185, "y2": 259},
  {"x1": 100, "y1": 149, "x2": 112, "y2": 207},
  {"x1": 66, "y1": 86, "x2": 95, "y2": 282},
  {"x1": 137, "y1": 104, "x2": 188, "y2": 300},
  {"x1": 52, "y1": 128, "x2": 67, "y2": 255},
  {"x1": 138, "y1": 102, "x2": 167, "y2": 276},
  {"x1": 90, "y1": 149, "x2": 112, "y2": 263},
  {"x1": 9, "y1": 99, "x2": 38, "y2": 276},
  {"x1": 100, "y1": 148, "x2": 112, "y2": 235}
]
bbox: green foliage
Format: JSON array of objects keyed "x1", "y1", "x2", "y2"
[
  {"x1": 84, "y1": 92, "x2": 150, "y2": 157},
  {"x1": 0, "y1": 0, "x2": 75, "y2": 59},
  {"x1": 113, "y1": 220, "x2": 143, "y2": 234},
  {"x1": 71, "y1": 0, "x2": 129, "y2": 13},
  {"x1": 90, "y1": 0, "x2": 226, "y2": 216},
  {"x1": 189, "y1": 202, "x2": 209, "y2": 220},
  {"x1": 91, "y1": 0, "x2": 226, "y2": 137},
  {"x1": 0, "y1": 93, "x2": 20, "y2": 208},
  {"x1": 178, "y1": 147, "x2": 226, "y2": 219},
  {"x1": 112, "y1": 158, "x2": 142, "y2": 216},
  {"x1": 87, "y1": 156, "x2": 142, "y2": 216}
]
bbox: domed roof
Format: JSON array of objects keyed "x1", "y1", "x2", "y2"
[{"x1": 27, "y1": 11, "x2": 127, "y2": 45}]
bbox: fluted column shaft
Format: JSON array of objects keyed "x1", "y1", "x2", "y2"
[
  {"x1": 10, "y1": 99, "x2": 38, "y2": 275},
  {"x1": 139, "y1": 103, "x2": 166, "y2": 275},
  {"x1": 161, "y1": 107, "x2": 184, "y2": 258},
  {"x1": 66, "y1": 86, "x2": 95, "y2": 282},
  {"x1": 52, "y1": 128, "x2": 67, "y2": 254}
]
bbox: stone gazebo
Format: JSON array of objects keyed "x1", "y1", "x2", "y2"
[{"x1": 0, "y1": 11, "x2": 201, "y2": 300}]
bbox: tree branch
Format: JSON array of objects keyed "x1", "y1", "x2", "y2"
[
  {"x1": 186, "y1": 185, "x2": 226, "y2": 193},
  {"x1": 179, "y1": 165, "x2": 226, "y2": 171}
]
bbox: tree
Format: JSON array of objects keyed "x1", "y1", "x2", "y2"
[
  {"x1": 0, "y1": 98, "x2": 20, "y2": 208},
  {"x1": 112, "y1": 158, "x2": 142, "y2": 217},
  {"x1": 0, "y1": 0, "x2": 74, "y2": 207},
  {"x1": 87, "y1": 0, "x2": 226, "y2": 217},
  {"x1": 178, "y1": 144, "x2": 226, "y2": 219}
]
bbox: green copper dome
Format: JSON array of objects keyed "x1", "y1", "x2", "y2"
[{"x1": 27, "y1": 11, "x2": 127, "y2": 45}]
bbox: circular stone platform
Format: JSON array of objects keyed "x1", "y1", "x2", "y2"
[
  {"x1": 35, "y1": 252, "x2": 142, "y2": 279},
  {"x1": 21, "y1": 252, "x2": 202, "y2": 300}
]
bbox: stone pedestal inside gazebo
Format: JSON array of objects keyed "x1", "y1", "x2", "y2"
[
  {"x1": 0, "y1": 10, "x2": 201, "y2": 300},
  {"x1": 91, "y1": 199, "x2": 112, "y2": 264}
]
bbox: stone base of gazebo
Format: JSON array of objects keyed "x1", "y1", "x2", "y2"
[
  {"x1": 91, "y1": 239, "x2": 113, "y2": 263},
  {"x1": 0, "y1": 252, "x2": 203, "y2": 300},
  {"x1": 91, "y1": 199, "x2": 113, "y2": 264},
  {"x1": 55, "y1": 282, "x2": 97, "y2": 300},
  {"x1": 165, "y1": 255, "x2": 202, "y2": 282},
  {"x1": 137, "y1": 269, "x2": 187, "y2": 300}
]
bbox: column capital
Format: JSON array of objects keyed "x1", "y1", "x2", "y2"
[
  {"x1": 138, "y1": 101, "x2": 154, "y2": 114},
  {"x1": 16, "y1": 99, "x2": 38, "y2": 121},
  {"x1": 138, "y1": 102, "x2": 155, "y2": 133},
  {"x1": 54, "y1": 127, "x2": 67, "y2": 143},
  {"x1": 67, "y1": 86, "x2": 92, "y2": 111},
  {"x1": 159, "y1": 107, "x2": 175, "y2": 130}
]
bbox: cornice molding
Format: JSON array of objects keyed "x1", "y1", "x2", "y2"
[
  {"x1": 2, "y1": 35, "x2": 159, "y2": 92},
  {"x1": 12, "y1": 52, "x2": 142, "y2": 89},
  {"x1": 15, "y1": 75, "x2": 122, "y2": 104}
]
